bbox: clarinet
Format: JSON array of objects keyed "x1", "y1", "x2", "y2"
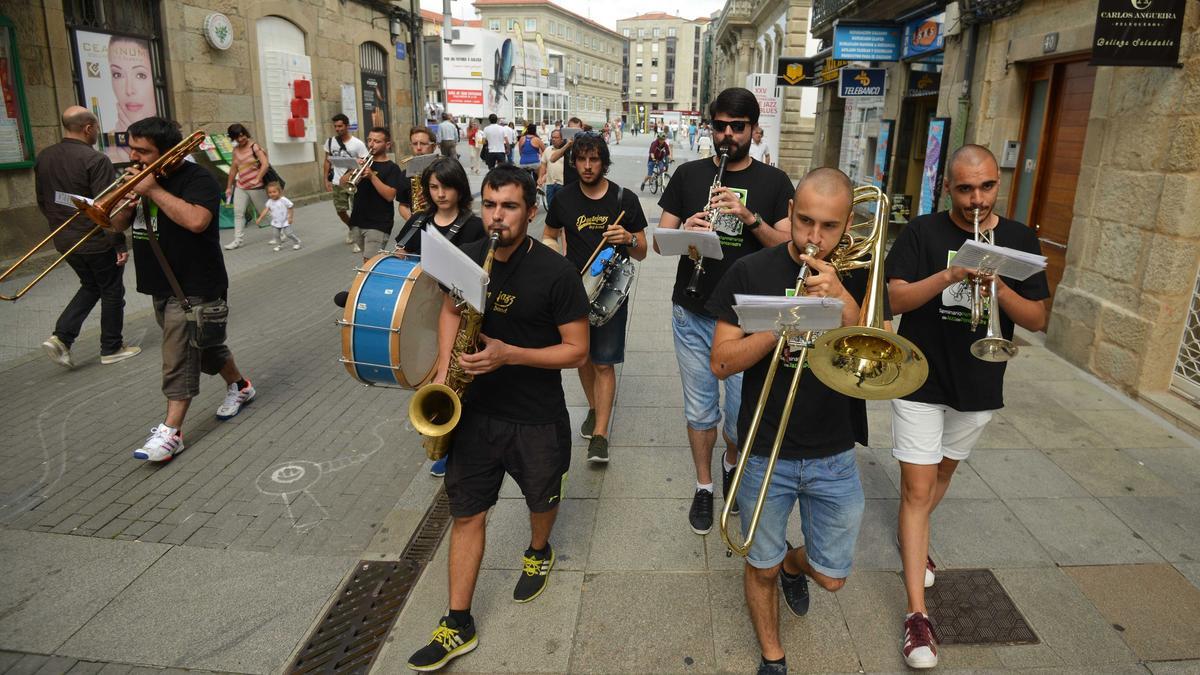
[{"x1": 685, "y1": 149, "x2": 729, "y2": 298}]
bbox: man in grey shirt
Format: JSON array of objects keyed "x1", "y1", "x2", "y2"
[
  {"x1": 34, "y1": 106, "x2": 141, "y2": 368},
  {"x1": 437, "y1": 113, "x2": 459, "y2": 160}
]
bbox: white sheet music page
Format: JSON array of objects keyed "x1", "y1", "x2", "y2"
[
  {"x1": 732, "y1": 294, "x2": 845, "y2": 334},
  {"x1": 653, "y1": 229, "x2": 724, "y2": 259},
  {"x1": 420, "y1": 228, "x2": 489, "y2": 312},
  {"x1": 952, "y1": 240, "x2": 1047, "y2": 281}
]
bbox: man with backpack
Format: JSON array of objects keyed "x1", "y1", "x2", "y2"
[{"x1": 323, "y1": 114, "x2": 369, "y2": 246}]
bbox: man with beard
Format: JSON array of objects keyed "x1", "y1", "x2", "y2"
[
  {"x1": 538, "y1": 127, "x2": 566, "y2": 208},
  {"x1": 406, "y1": 166, "x2": 589, "y2": 673},
  {"x1": 653, "y1": 87, "x2": 794, "y2": 536},
  {"x1": 884, "y1": 144, "x2": 1048, "y2": 669},
  {"x1": 542, "y1": 133, "x2": 648, "y2": 464}
]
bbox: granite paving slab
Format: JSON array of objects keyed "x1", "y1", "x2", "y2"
[
  {"x1": 588, "y1": 498, "x2": 707, "y2": 571},
  {"x1": 1005, "y1": 498, "x2": 1165, "y2": 565},
  {"x1": 928, "y1": 499, "x2": 1054, "y2": 568},
  {"x1": 1065, "y1": 563, "x2": 1200, "y2": 661},
  {"x1": 1044, "y1": 448, "x2": 1181, "y2": 497},
  {"x1": 478, "y1": 498, "x2": 597, "y2": 572},
  {"x1": 966, "y1": 449, "x2": 1091, "y2": 499},
  {"x1": 1101, "y1": 495, "x2": 1200, "y2": 562}
]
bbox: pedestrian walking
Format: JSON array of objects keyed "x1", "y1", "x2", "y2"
[
  {"x1": 254, "y1": 181, "x2": 301, "y2": 251},
  {"x1": 35, "y1": 105, "x2": 140, "y2": 368},
  {"x1": 466, "y1": 120, "x2": 481, "y2": 174},
  {"x1": 437, "y1": 113, "x2": 459, "y2": 160},
  {"x1": 322, "y1": 114, "x2": 368, "y2": 244},
  {"x1": 222, "y1": 123, "x2": 269, "y2": 250},
  {"x1": 517, "y1": 123, "x2": 544, "y2": 181},
  {"x1": 481, "y1": 114, "x2": 509, "y2": 170}
]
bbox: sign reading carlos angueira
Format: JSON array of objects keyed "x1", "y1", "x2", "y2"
[{"x1": 1091, "y1": 0, "x2": 1186, "y2": 67}]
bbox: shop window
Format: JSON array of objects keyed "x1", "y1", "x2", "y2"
[
  {"x1": 0, "y1": 15, "x2": 34, "y2": 167},
  {"x1": 65, "y1": 0, "x2": 168, "y2": 164}
]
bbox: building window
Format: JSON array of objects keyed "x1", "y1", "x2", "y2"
[
  {"x1": 635, "y1": 73, "x2": 643, "y2": 82},
  {"x1": 651, "y1": 58, "x2": 658, "y2": 67},
  {"x1": 638, "y1": 28, "x2": 645, "y2": 38},
  {"x1": 488, "y1": 18, "x2": 500, "y2": 31},
  {"x1": 507, "y1": 18, "x2": 517, "y2": 31},
  {"x1": 653, "y1": 27, "x2": 661, "y2": 38},
  {"x1": 549, "y1": 20, "x2": 556, "y2": 34},
  {"x1": 652, "y1": 42, "x2": 659, "y2": 53},
  {"x1": 635, "y1": 59, "x2": 643, "y2": 67},
  {"x1": 0, "y1": 15, "x2": 34, "y2": 167},
  {"x1": 525, "y1": 18, "x2": 536, "y2": 31},
  {"x1": 623, "y1": 28, "x2": 630, "y2": 37},
  {"x1": 650, "y1": 73, "x2": 658, "y2": 82},
  {"x1": 650, "y1": 88, "x2": 657, "y2": 96},
  {"x1": 636, "y1": 43, "x2": 643, "y2": 53},
  {"x1": 668, "y1": 27, "x2": 677, "y2": 37}
]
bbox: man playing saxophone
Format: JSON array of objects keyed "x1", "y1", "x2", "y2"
[
  {"x1": 708, "y1": 168, "x2": 874, "y2": 675},
  {"x1": 653, "y1": 87, "x2": 794, "y2": 537},
  {"x1": 406, "y1": 166, "x2": 589, "y2": 672}
]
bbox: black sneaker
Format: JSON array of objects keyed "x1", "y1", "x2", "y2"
[
  {"x1": 580, "y1": 409, "x2": 596, "y2": 439},
  {"x1": 514, "y1": 545, "x2": 555, "y2": 603},
  {"x1": 780, "y1": 543, "x2": 810, "y2": 617},
  {"x1": 689, "y1": 488, "x2": 713, "y2": 534},
  {"x1": 587, "y1": 435, "x2": 609, "y2": 463},
  {"x1": 757, "y1": 658, "x2": 788, "y2": 675},
  {"x1": 407, "y1": 615, "x2": 478, "y2": 671},
  {"x1": 721, "y1": 463, "x2": 740, "y2": 515}
]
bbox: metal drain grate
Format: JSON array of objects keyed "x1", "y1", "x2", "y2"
[
  {"x1": 925, "y1": 569, "x2": 1039, "y2": 645},
  {"x1": 288, "y1": 486, "x2": 453, "y2": 673}
]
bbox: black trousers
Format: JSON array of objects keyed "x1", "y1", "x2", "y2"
[
  {"x1": 484, "y1": 151, "x2": 508, "y2": 169},
  {"x1": 54, "y1": 250, "x2": 126, "y2": 354}
]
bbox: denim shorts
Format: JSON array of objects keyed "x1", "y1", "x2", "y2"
[
  {"x1": 736, "y1": 449, "x2": 865, "y2": 576},
  {"x1": 590, "y1": 301, "x2": 628, "y2": 366},
  {"x1": 671, "y1": 304, "x2": 741, "y2": 443}
]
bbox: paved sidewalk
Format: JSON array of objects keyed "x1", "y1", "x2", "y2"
[{"x1": 1, "y1": 136, "x2": 1198, "y2": 674}]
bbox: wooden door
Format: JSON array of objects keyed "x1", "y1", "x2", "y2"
[{"x1": 1011, "y1": 59, "x2": 1096, "y2": 307}]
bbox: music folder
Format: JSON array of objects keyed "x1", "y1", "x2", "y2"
[
  {"x1": 733, "y1": 294, "x2": 844, "y2": 334},
  {"x1": 420, "y1": 228, "x2": 489, "y2": 312},
  {"x1": 653, "y1": 229, "x2": 724, "y2": 259},
  {"x1": 952, "y1": 240, "x2": 1047, "y2": 281},
  {"x1": 328, "y1": 157, "x2": 360, "y2": 171}
]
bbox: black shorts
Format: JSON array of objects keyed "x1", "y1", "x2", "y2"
[{"x1": 445, "y1": 410, "x2": 571, "y2": 517}]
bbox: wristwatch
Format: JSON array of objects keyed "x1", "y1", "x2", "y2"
[{"x1": 745, "y1": 213, "x2": 762, "y2": 230}]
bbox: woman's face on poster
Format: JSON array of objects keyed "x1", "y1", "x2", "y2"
[{"x1": 109, "y1": 39, "x2": 154, "y2": 127}]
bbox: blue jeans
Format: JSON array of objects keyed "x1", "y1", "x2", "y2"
[
  {"x1": 670, "y1": 304, "x2": 740, "y2": 444},
  {"x1": 736, "y1": 449, "x2": 865, "y2": 575},
  {"x1": 545, "y1": 183, "x2": 562, "y2": 207}
]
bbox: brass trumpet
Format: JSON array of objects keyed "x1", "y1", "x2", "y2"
[
  {"x1": 685, "y1": 149, "x2": 729, "y2": 298},
  {"x1": 720, "y1": 185, "x2": 929, "y2": 557},
  {"x1": 1, "y1": 130, "x2": 205, "y2": 301},
  {"x1": 344, "y1": 155, "x2": 375, "y2": 195}
]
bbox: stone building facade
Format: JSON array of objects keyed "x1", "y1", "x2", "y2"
[
  {"x1": 708, "y1": 0, "x2": 816, "y2": 179},
  {"x1": 1, "y1": 0, "x2": 417, "y2": 260},
  {"x1": 615, "y1": 13, "x2": 709, "y2": 130},
  {"x1": 808, "y1": 0, "x2": 1200, "y2": 432}
]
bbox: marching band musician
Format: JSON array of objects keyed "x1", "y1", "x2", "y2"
[
  {"x1": 344, "y1": 126, "x2": 405, "y2": 261},
  {"x1": 406, "y1": 166, "x2": 589, "y2": 672},
  {"x1": 883, "y1": 144, "x2": 1048, "y2": 669},
  {"x1": 653, "y1": 87, "x2": 794, "y2": 536},
  {"x1": 105, "y1": 117, "x2": 256, "y2": 463},
  {"x1": 542, "y1": 132, "x2": 648, "y2": 464},
  {"x1": 398, "y1": 127, "x2": 439, "y2": 221},
  {"x1": 708, "y1": 168, "x2": 874, "y2": 675}
]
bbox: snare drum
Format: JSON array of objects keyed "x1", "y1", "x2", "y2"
[
  {"x1": 340, "y1": 253, "x2": 441, "y2": 388},
  {"x1": 585, "y1": 247, "x2": 636, "y2": 327}
]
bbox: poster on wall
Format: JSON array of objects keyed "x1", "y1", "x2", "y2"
[
  {"x1": 362, "y1": 73, "x2": 388, "y2": 130},
  {"x1": 341, "y1": 84, "x2": 359, "y2": 131},
  {"x1": 873, "y1": 119, "x2": 894, "y2": 189},
  {"x1": 74, "y1": 30, "x2": 159, "y2": 163},
  {"x1": 746, "y1": 74, "x2": 782, "y2": 168},
  {"x1": 918, "y1": 117, "x2": 950, "y2": 216},
  {"x1": 1091, "y1": 0, "x2": 1186, "y2": 67}
]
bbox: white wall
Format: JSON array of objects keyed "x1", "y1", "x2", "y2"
[{"x1": 256, "y1": 16, "x2": 314, "y2": 166}]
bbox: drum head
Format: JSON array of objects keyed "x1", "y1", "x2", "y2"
[{"x1": 392, "y1": 268, "x2": 441, "y2": 387}]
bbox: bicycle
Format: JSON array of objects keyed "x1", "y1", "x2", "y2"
[{"x1": 648, "y1": 158, "x2": 672, "y2": 195}]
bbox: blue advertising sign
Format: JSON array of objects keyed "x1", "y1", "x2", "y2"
[
  {"x1": 902, "y1": 13, "x2": 945, "y2": 60},
  {"x1": 833, "y1": 23, "x2": 902, "y2": 61},
  {"x1": 839, "y1": 68, "x2": 886, "y2": 98}
]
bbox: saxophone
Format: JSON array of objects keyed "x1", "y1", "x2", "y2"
[{"x1": 408, "y1": 231, "x2": 501, "y2": 460}]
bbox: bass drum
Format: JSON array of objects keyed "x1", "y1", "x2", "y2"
[
  {"x1": 585, "y1": 247, "x2": 636, "y2": 327},
  {"x1": 340, "y1": 253, "x2": 441, "y2": 388}
]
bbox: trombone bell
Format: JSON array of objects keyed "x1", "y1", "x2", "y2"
[{"x1": 809, "y1": 327, "x2": 928, "y2": 400}]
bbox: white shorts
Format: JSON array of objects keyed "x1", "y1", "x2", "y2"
[{"x1": 891, "y1": 399, "x2": 994, "y2": 465}]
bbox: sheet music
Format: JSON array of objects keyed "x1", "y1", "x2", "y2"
[
  {"x1": 420, "y1": 228, "x2": 489, "y2": 312},
  {"x1": 55, "y1": 192, "x2": 93, "y2": 208},
  {"x1": 653, "y1": 228, "x2": 724, "y2": 259},
  {"x1": 952, "y1": 240, "x2": 1047, "y2": 281},
  {"x1": 328, "y1": 157, "x2": 360, "y2": 170},
  {"x1": 404, "y1": 153, "x2": 439, "y2": 174},
  {"x1": 733, "y1": 294, "x2": 845, "y2": 334}
]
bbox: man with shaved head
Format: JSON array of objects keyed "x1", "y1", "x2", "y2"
[
  {"x1": 884, "y1": 144, "x2": 1048, "y2": 669},
  {"x1": 708, "y1": 167, "x2": 879, "y2": 675},
  {"x1": 34, "y1": 105, "x2": 140, "y2": 368}
]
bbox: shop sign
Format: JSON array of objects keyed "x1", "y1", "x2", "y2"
[
  {"x1": 905, "y1": 70, "x2": 940, "y2": 98},
  {"x1": 446, "y1": 88, "x2": 484, "y2": 104},
  {"x1": 1091, "y1": 0, "x2": 1186, "y2": 67},
  {"x1": 814, "y1": 54, "x2": 850, "y2": 87},
  {"x1": 838, "y1": 68, "x2": 886, "y2": 98},
  {"x1": 833, "y1": 23, "x2": 902, "y2": 61},
  {"x1": 776, "y1": 57, "x2": 815, "y2": 87},
  {"x1": 901, "y1": 12, "x2": 944, "y2": 60}
]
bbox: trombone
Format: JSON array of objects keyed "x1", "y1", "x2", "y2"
[
  {"x1": 720, "y1": 185, "x2": 929, "y2": 557},
  {"x1": 1, "y1": 130, "x2": 205, "y2": 301}
]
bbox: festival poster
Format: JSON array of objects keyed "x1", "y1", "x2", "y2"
[
  {"x1": 74, "y1": 30, "x2": 159, "y2": 163},
  {"x1": 361, "y1": 73, "x2": 388, "y2": 131},
  {"x1": 918, "y1": 117, "x2": 949, "y2": 216},
  {"x1": 873, "y1": 119, "x2": 894, "y2": 189}
]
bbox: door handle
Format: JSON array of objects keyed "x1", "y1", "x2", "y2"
[{"x1": 1038, "y1": 237, "x2": 1067, "y2": 250}]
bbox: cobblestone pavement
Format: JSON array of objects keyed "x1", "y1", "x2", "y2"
[{"x1": 3, "y1": 137, "x2": 1200, "y2": 673}]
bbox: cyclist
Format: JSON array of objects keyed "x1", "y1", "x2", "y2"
[{"x1": 641, "y1": 132, "x2": 673, "y2": 191}]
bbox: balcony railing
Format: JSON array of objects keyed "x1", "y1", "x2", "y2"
[{"x1": 812, "y1": 0, "x2": 857, "y2": 31}]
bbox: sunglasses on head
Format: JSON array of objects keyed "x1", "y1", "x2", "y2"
[{"x1": 711, "y1": 120, "x2": 749, "y2": 133}]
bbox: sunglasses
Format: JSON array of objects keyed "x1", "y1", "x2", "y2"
[{"x1": 711, "y1": 120, "x2": 749, "y2": 133}]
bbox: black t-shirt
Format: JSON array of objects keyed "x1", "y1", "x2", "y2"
[
  {"x1": 658, "y1": 157, "x2": 793, "y2": 316},
  {"x1": 545, "y1": 181, "x2": 647, "y2": 272},
  {"x1": 396, "y1": 167, "x2": 414, "y2": 208},
  {"x1": 394, "y1": 211, "x2": 485, "y2": 255},
  {"x1": 349, "y1": 159, "x2": 404, "y2": 233},
  {"x1": 130, "y1": 162, "x2": 227, "y2": 298},
  {"x1": 459, "y1": 236, "x2": 590, "y2": 424},
  {"x1": 884, "y1": 211, "x2": 1050, "y2": 411},
  {"x1": 706, "y1": 243, "x2": 880, "y2": 460}
]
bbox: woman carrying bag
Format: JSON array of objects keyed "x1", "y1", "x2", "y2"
[{"x1": 223, "y1": 123, "x2": 272, "y2": 250}]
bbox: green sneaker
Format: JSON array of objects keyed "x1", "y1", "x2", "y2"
[
  {"x1": 587, "y1": 435, "x2": 609, "y2": 464},
  {"x1": 580, "y1": 409, "x2": 596, "y2": 439},
  {"x1": 406, "y1": 615, "x2": 478, "y2": 671},
  {"x1": 514, "y1": 545, "x2": 555, "y2": 603}
]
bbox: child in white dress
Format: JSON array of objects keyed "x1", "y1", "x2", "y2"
[{"x1": 255, "y1": 181, "x2": 301, "y2": 251}]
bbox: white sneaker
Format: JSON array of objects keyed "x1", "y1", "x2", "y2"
[
  {"x1": 924, "y1": 556, "x2": 936, "y2": 588},
  {"x1": 100, "y1": 344, "x2": 142, "y2": 365},
  {"x1": 268, "y1": 238, "x2": 279, "y2": 245},
  {"x1": 351, "y1": 243, "x2": 362, "y2": 253},
  {"x1": 345, "y1": 233, "x2": 353, "y2": 244},
  {"x1": 273, "y1": 245, "x2": 282, "y2": 252},
  {"x1": 134, "y1": 424, "x2": 184, "y2": 462},
  {"x1": 41, "y1": 336, "x2": 74, "y2": 368},
  {"x1": 216, "y1": 380, "x2": 256, "y2": 420},
  {"x1": 223, "y1": 240, "x2": 243, "y2": 250},
  {"x1": 292, "y1": 244, "x2": 301, "y2": 250}
]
